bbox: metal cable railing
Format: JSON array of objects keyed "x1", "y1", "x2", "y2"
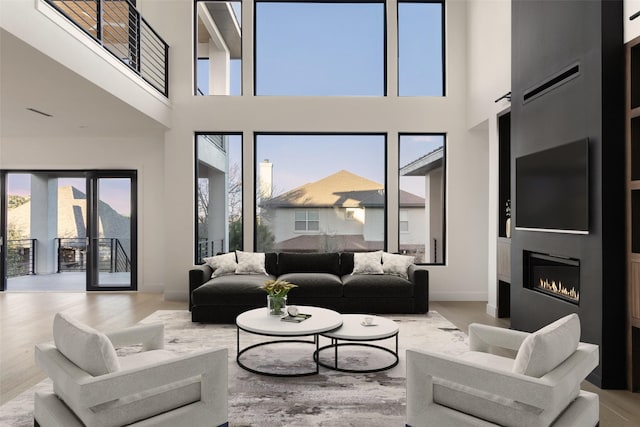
[
  {"x1": 7, "y1": 239, "x2": 37, "y2": 277},
  {"x1": 56, "y1": 237, "x2": 131, "y2": 273},
  {"x1": 197, "y1": 239, "x2": 225, "y2": 263},
  {"x1": 47, "y1": 0, "x2": 169, "y2": 96}
]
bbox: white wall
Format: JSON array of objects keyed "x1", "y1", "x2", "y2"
[
  {"x1": 0, "y1": 0, "x2": 171, "y2": 127},
  {"x1": 0, "y1": 135, "x2": 167, "y2": 293},
  {"x1": 138, "y1": 0, "x2": 491, "y2": 302},
  {"x1": 625, "y1": 0, "x2": 640, "y2": 43},
  {"x1": 466, "y1": 0, "x2": 511, "y2": 130},
  {"x1": 466, "y1": 0, "x2": 511, "y2": 312},
  {"x1": 1, "y1": 0, "x2": 498, "y2": 302}
]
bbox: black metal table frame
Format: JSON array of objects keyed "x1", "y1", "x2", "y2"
[
  {"x1": 314, "y1": 332, "x2": 399, "y2": 373},
  {"x1": 236, "y1": 325, "x2": 322, "y2": 377}
]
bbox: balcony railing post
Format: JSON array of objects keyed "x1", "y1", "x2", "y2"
[
  {"x1": 97, "y1": 0, "x2": 103, "y2": 45},
  {"x1": 136, "y1": 11, "x2": 142, "y2": 72},
  {"x1": 164, "y1": 42, "x2": 169, "y2": 97},
  {"x1": 31, "y1": 239, "x2": 37, "y2": 275}
]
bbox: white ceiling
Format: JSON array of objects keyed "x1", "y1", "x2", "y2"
[{"x1": 0, "y1": 29, "x2": 167, "y2": 139}]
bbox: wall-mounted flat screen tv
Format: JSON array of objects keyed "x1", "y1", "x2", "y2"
[{"x1": 515, "y1": 138, "x2": 589, "y2": 234}]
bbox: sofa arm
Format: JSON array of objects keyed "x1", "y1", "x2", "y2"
[
  {"x1": 189, "y1": 264, "x2": 213, "y2": 311},
  {"x1": 408, "y1": 265, "x2": 429, "y2": 313}
]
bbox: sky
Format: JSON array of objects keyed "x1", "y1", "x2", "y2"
[
  {"x1": 198, "y1": 1, "x2": 443, "y2": 97},
  {"x1": 7, "y1": 174, "x2": 131, "y2": 216}
]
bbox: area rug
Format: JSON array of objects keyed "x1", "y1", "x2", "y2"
[{"x1": 0, "y1": 310, "x2": 468, "y2": 426}]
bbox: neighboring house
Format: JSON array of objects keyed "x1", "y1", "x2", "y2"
[
  {"x1": 260, "y1": 170, "x2": 427, "y2": 258},
  {"x1": 400, "y1": 146, "x2": 445, "y2": 263}
]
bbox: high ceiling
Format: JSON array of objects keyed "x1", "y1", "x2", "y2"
[{"x1": 0, "y1": 29, "x2": 167, "y2": 139}]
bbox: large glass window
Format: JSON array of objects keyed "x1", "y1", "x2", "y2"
[
  {"x1": 255, "y1": 1, "x2": 385, "y2": 96},
  {"x1": 195, "y1": 1, "x2": 242, "y2": 95},
  {"x1": 255, "y1": 134, "x2": 386, "y2": 252},
  {"x1": 398, "y1": 0, "x2": 444, "y2": 96},
  {"x1": 195, "y1": 133, "x2": 243, "y2": 263},
  {"x1": 399, "y1": 134, "x2": 445, "y2": 264}
]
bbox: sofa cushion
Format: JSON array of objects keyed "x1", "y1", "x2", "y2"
[
  {"x1": 192, "y1": 274, "x2": 276, "y2": 305},
  {"x1": 203, "y1": 252, "x2": 237, "y2": 278},
  {"x1": 235, "y1": 251, "x2": 268, "y2": 275},
  {"x1": 277, "y1": 252, "x2": 340, "y2": 276},
  {"x1": 265, "y1": 252, "x2": 278, "y2": 276},
  {"x1": 342, "y1": 274, "x2": 413, "y2": 298},
  {"x1": 382, "y1": 252, "x2": 415, "y2": 279},
  {"x1": 352, "y1": 251, "x2": 384, "y2": 274},
  {"x1": 278, "y1": 273, "x2": 343, "y2": 298},
  {"x1": 53, "y1": 313, "x2": 120, "y2": 376},
  {"x1": 340, "y1": 252, "x2": 355, "y2": 275},
  {"x1": 513, "y1": 313, "x2": 580, "y2": 378}
]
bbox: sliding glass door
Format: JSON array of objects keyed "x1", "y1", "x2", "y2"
[
  {"x1": 0, "y1": 170, "x2": 136, "y2": 291},
  {"x1": 87, "y1": 174, "x2": 136, "y2": 290}
]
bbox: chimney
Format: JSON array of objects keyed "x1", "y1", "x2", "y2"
[{"x1": 259, "y1": 159, "x2": 273, "y2": 199}]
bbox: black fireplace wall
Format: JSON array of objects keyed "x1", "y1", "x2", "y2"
[{"x1": 511, "y1": 0, "x2": 626, "y2": 388}]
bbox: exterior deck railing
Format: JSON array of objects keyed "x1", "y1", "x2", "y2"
[
  {"x1": 197, "y1": 239, "x2": 225, "y2": 263},
  {"x1": 46, "y1": 0, "x2": 169, "y2": 96},
  {"x1": 7, "y1": 239, "x2": 37, "y2": 277},
  {"x1": 56, "y1": 237, "x2": 131, "y2": 273}
]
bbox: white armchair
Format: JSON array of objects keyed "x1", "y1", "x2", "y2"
[
  {"x1": 406, "y1": 314, "x2": 599, "y2": 427},
  {"x1": 34, "y1": 313, "x2": 228, "y2": 427}
]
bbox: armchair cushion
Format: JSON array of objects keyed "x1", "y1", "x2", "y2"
[
  {"x1": 53, "y1": 313, "x2": 119, "y2": 376},
  {"x1": 513, "y1": 313, "x2": 580, "y2": 377}
]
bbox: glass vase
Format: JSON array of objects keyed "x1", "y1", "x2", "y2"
[{"x1": 267, "y1": 294, "x2": 287, "y2": 316}]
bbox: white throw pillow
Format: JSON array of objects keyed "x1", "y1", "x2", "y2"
[
  {"x1": 203, "y1": 252, "x2": 238, "y2": 278},
  {"x1": 53, "y1": 312, "x2": 120, "y2": 376},
  {"x1": 512, "y1": 313, "x2": 580, "y2": 378},
  {"x1": 352, "y1": 250, "x2": 384, "y2": 275},
  {"x1": 382, "y1": 252, "x2": 415, "y2": 279},
  {"x1": 235, "y1": 250, "x2": 268, "y2": 275}
]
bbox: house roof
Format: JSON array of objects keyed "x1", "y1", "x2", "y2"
[
  {"x1": 400, "y1": 147, "x2": 444, "y2": 176},
  {"x1": 262, "y1": 170, "x2": 424, "y2": 208}
]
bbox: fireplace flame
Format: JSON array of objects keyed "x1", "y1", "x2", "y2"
[{"x1": 538, "y1": 278, "x2": 579, "y2": 301}]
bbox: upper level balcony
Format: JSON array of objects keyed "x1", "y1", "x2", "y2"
[{"x1": 45, "y1": 0, "x2": 168, "y2": 97}]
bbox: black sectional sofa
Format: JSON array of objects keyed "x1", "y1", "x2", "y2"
[{"x1": 189, "y1": 252, "x2": 429, "y2": 323}]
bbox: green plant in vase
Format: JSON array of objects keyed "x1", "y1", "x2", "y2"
[{"x1": 262, "y1": 279, "x2": 297, "y2": 316}]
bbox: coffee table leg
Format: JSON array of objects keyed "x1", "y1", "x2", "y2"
[
  {"x1": 334, "y1": 338, "x2": 338, "y2": 369},
  {"x1": 315, "y1": 334, "x2": 319, "y2": 374}
]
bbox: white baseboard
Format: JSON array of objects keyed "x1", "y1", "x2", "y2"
[
  {"x1": 164, "y1": 290, "x2": 189, "y2": 302},
  {"x1": 486, "y1": 303, "x2": 498, "y2": 317},
  {"x1": 138, "y1": 283, "x2": 164, "y2": 293},
  {"x1": 430, "y1": 292, "x2": 488, "y2": 301}
]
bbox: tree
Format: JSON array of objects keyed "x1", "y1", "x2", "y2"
[{"x1": 8, "y1": 194, "x2": 29, "y2": 209}]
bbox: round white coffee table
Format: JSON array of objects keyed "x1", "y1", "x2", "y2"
[
  {"x1": 236, "y1": 306, "x2": 343, "y2": 377},
  {"x1": 315, "y1": 314, "x2": 399, "y2": 373}
]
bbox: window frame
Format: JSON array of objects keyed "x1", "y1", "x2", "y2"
[
  {"x1": 193, "y1": 0, "x2": 243, "y2": 96},
  {"x1": 396, "y1": 0, "x2": 446, "y2": 97},
  {"x1": 194, "y1": 132, "x2": 244, "y2": 264},
  {"x1": 253, "y1": 0, "x2": 388, "y2": 97},
  {"x1": 294, "y1": 209, "x2": 320, "y2": 232},
  {"x1": 398, "y1": 132, "x2": 446, "y2": 265},
  {"x1": 254, "y1": 132, "x2": 388, "y2": 252}
]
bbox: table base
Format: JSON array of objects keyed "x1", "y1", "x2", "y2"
[
  {"x1": 237, "y1": 328, "x2": 320, "y2": 377},
  {"x1": 314, "y1": 334, "x2": 399, "y2": 373}
]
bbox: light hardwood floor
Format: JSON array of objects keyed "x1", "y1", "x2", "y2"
[{"x1": 1, "y1": 294, "x2": 638, "y2": 426}]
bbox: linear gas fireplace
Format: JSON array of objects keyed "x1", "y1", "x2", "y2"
[{"x1": 523, "y1": 251, "x2": 580, "y2": 305}]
